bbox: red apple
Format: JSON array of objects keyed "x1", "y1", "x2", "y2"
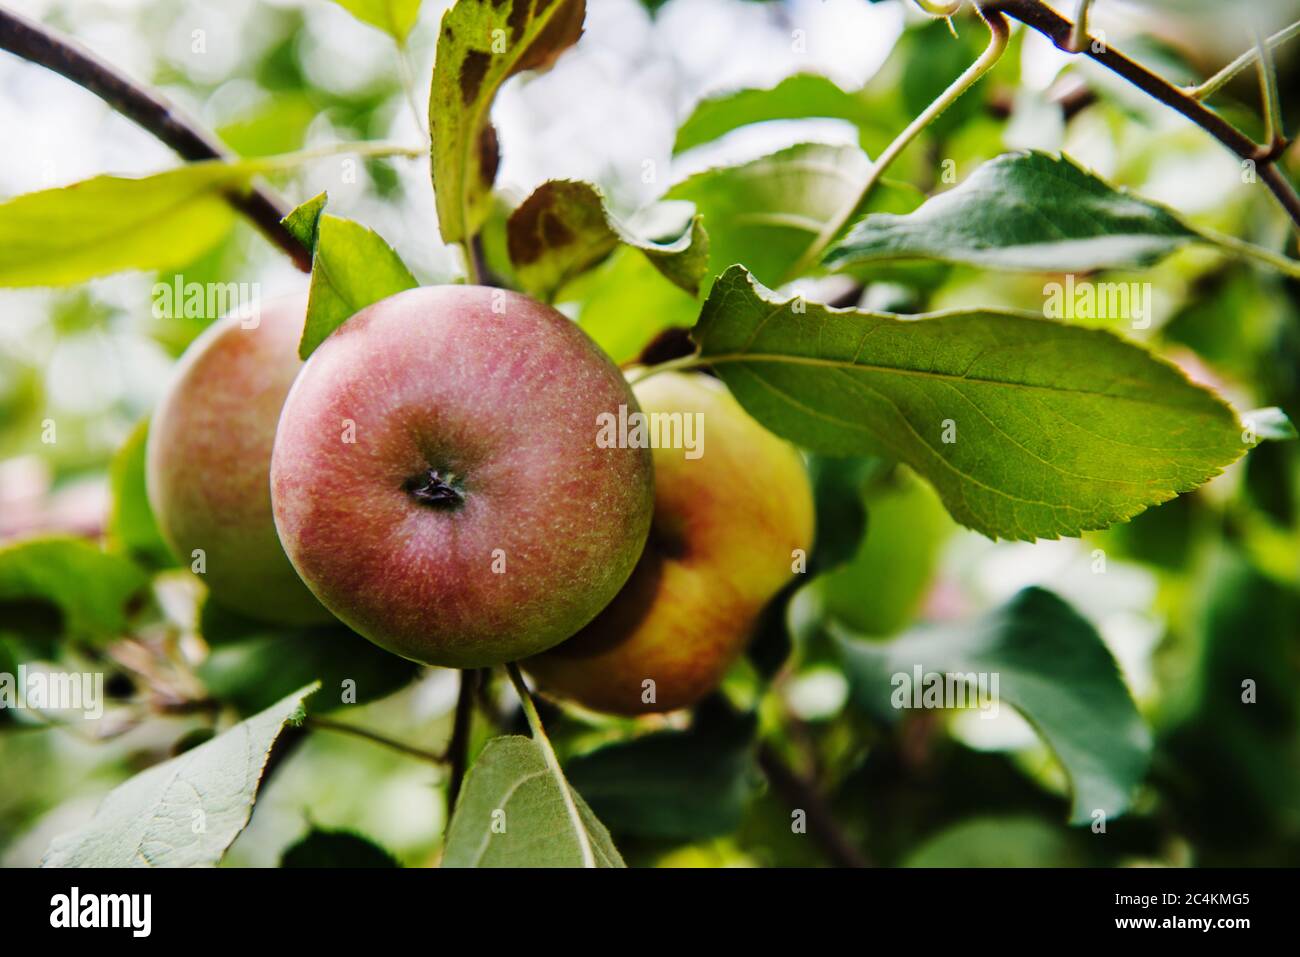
[
  {"x1": 269, "y1": 285, "x2": 655, "y2": 668},
  {"x1": 147, "y1": 293, "x2": 331, "y2": 624}
]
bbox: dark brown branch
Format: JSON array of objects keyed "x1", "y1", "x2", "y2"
[
  {"x1": 757, "y1": 742, "x2": 871, "y2": 868},
  {"x1": 0, "y1": 4, "x2": 312, "y2": 271},
  {"x1": 978, "y1": 0, "x2": 1300, "y2": 232},
  {"x1": 445, "y1": 669, "x2": 479, "y2": 816}
]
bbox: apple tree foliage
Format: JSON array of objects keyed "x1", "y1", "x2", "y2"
[{"x1": 1, "y1": 0, "x2": 1299, "y2": 867}]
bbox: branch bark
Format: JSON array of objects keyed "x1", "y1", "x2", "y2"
[
  {"x1": 978, "y1": 0, "x2": 1300, "y2": 232},
  {"x1": 0, "y1": 4, "x2": 312, "y2": 271},
  {"x1": 445, "y1": 668, "x2": 479, "y2": 814}
]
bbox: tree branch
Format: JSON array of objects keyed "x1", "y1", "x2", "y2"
[
  {"x1": 0, "y1": 4, "x2": 312, "y2": 271},
  {"x1": 756, "y1": 742, "x2": 871, "y2": 868},
  {"x1": 977, "y1": 0, "x2": 1300, "y2": 232},
  {"x1": 445, "y1": 668, "x2": 479, "y2": 814},
  {"x1": 1189, "y1": 19, "x2": 1300, "y2": 102}
]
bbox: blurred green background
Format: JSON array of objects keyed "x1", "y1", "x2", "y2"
[{"x1": 1, "y1": 0, "x2": 1299, "y2": 867}]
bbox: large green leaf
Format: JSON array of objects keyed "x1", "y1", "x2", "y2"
[
  {"x1": 284, "y1": 195, "x2": 418, "y2": 358},
  {"x1": 429, "y1": 0, "x2": 586, "y2": 245},
  {"x1": 0, "y1": 537, "x2": 149, "y2": 645},
  {"x1": 564, "y1": 703, "x2": 760, "y2": 841},
  {"x1": 329, "y1": 0, "x2": 422, "y2": 42},
  {"x1": 834, "y1": 588, "x2": 1151, "y2": 823},
  {"x1": 691, "y1": 267, "x2": 1246, "y2": 541},
  {"x1": 507, "y1": 180, "x2": 706, "y2": 301},
  {"x1": 667, "y1": 142, "x2": 922, "y2": 288},
  {"x1": 824, "y1": 151, "x2": 1201, "y2": 273},
  {"x1": 0, "y1": 164, "x2": 246, "y2": 287},
  {"x1": 42, "y1": 684, "x2": 317, "y2": 866},
  {"x1": 443, "y1": 735, "x2": 623, "y2": 867}
]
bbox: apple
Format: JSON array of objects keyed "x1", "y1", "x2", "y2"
[
  {"x1": 269, "y1": 285, "x2": 655, "y2": 668},
  {"x1": 147, "y1": 293, "x2": 331, "y2": 624},
  {"x1": 525, "y1": 372, "x2": 815, "y2": 714}
]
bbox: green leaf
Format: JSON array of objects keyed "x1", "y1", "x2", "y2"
[
  {"x1": 196, "y1": 612, "x2": 421, "y2": 716},
  {"x1": 692, "y1": 267, "x2": 1246, "y2": 541},
  {"x1": 430, "y1": 0, "x2": 586, "y2": 245},
  {"x1": 673, "y1": 74, "x2": 879, "y2": 155},
  {"x1": 571, "y1": 246, "x2": 700, "y2": 363},
  {"x1": 217, "y1": 93, "x2": 317, "y2": 158},
  {"x1": 825, "y1": 151, "x2": 1200, "y2": 273},
  {"x1": 507, "y1": 180, "x2": 707, "y2": 301},
  {"x1": 834, "y1": 588, "x2": 1151, "y2": 823},
  {"x1": 281, "y1": 190, "x2": 327, "y2": 250},
  {"x1": 903, "y1": 816, "x2": 1079, "y2": 867},
  {"x1": 298, "y1": 212, "x2": 418, "y2": 359},
  {"x1": 0, "y1": 537, "x2": 149, "y2": 645},
  {"x1": 565, "y1": 703, "x2": 761, "y2": 841},
  {"x1": 107, "y1": 420, "x2": 175, "y2": 569},
  {"x1": 1161, "y1": 549, "x2": 1300, "y2": 839},
  {"x1": 813, "y1": 466, "x2": 952, "y2": 637},
  {"x1": 666, "y1": 142, "x2": 922, "y2": 287},
  {"x1": 42, "y1": 684, "x2": 318, "y2": 866},
  {"x1": 805, "y1": 455, "x2": 889, "y2": 573},
  {"x1": 443, "y1": 735, "x2": 623, "y2": 867},
  {"x1": 1243, "y1": 406, "x2": 1297, "y2": 442},
  {"x1": 281, "y1": 828, "x2": 400, "y2": 867},
  {"x1": 329, "y1": 0, "x2": 422, "y2": 42},
  {"x1": 0, "y1": 164, "x2": 246, "y2": 287}
]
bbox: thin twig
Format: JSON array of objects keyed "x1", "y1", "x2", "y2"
[
  {"x1": 395, "y1": 40, "x2": 429, "y2": 139},
  {"x1": 0, "y1": 4, "x2": 312, "y2": 271},
  {"x1": 978, "y1": 0, "x2": 1300, "y2": 231},
  {"x1": 307, "y1": 716, "x2": 447, "y2": 765},
  {"x1": 1067, "y1": 0, "x2": 1093, "y2": 54},
  {"x1": 1189, "y1": 19, "x2": 1300, "y2": 102},
  {"x1": 782, "y1": 7, "x2": 1011, "y2": 282},
  {"x1": 445, "y1": 669, "x2": 478, "y2": 812},
  {"x1": 756, "y1": 742, "x2": 871, "y2": 868},
  {"x1": 1252, "y1": 16, "x2": 1285, "y2": 156}
]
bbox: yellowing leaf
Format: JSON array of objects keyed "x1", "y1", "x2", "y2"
[
  {"x1": 429, "y1": 0, "x2": 586, "y2": 245},
  {"x1": 0, "y1": 164, "x2": 248, "y2": 287}
]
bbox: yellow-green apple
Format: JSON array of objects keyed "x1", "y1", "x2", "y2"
[
  {"x1": 269, "y1": 285, "x2": 655, "y2": 668},
  {"x1": 525, "y1": 372, "x2": 814, "y2": 714},
  {"x1": 147, "y1": 293, "x2": 330, "y2": 624}
]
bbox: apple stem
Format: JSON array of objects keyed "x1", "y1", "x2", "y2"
[
  {"x1": 625, "y1": 352, "x2": 706, "y2": 386},
  {"x1": 505, "y1": 661, "x2": 597, "y2": 868}
]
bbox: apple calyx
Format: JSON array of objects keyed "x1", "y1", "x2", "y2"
[{"x1": 403, "y1": 467, "x2": 466, "y2": 510}]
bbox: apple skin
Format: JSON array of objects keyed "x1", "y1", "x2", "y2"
[
  {"x1": 525, "y1": 372, "x2": 814, "y2": 715},
  {"x1": 269, "y1": 285, "x2": 655, "y2": 669},
  {"x1": 147, "y1": 293, "x2": 331, "y2": 624}
]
